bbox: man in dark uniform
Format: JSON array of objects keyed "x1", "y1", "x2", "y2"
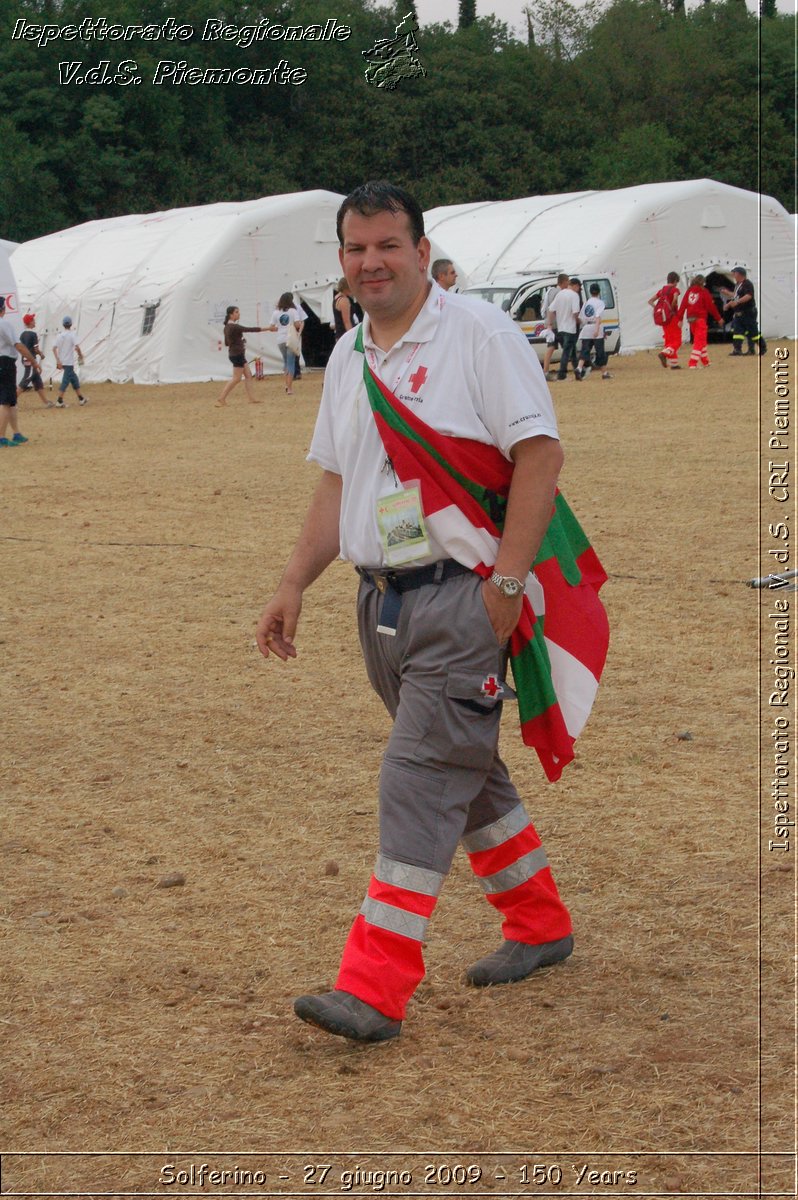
[{"x1": 723, "y1": 267, "x2": 767, "y2": 356}]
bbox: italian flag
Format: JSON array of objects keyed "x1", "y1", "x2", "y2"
[{"x1": 356, "y1": 327, "x2": 609, "y2": 782}]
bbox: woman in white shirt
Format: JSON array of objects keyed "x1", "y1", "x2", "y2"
[{"x1": 268, "y1": 293, "x2": 304, "y2": 395}]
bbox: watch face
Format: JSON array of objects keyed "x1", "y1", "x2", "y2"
[{"x1": 501, "y1": 577, "x2": 523, "y2": 598}]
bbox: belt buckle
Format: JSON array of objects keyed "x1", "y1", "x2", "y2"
[{"x1": 375, "y1": 575, "x2": 388, "y2": 594}]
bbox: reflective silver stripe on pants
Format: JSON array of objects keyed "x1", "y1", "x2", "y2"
[
  {"x1": 461, "y1": 802, "x2": 529, "y2": 854},
  {"x1": 476, "y1": 846, "x2": 550, "y2": 895},
  {"x1": 374, "y1": 854, "x2": 444, "y2": 897},
  {"x1": 360, "y1": 896, "x2": 429, "y2": 942}
]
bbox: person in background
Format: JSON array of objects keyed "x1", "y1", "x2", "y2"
[
  {"x1": 333, "y1": 278, "x2": 361, "y2": 341},
  {"x1": 216, "y1": 306, "x2": 267, "y2": 407},
  {"x1": 267, "y1": 293, "x2": 305, "y2": 395},
  {"x1": 649, "y1": 271, "x2": 682, "y2": 370},
  {"x1": 0, "y1": 295, "x2": 37, "y2": 446},
  {"x1": 17, "y1": 313, "x2": 50, "y2": 405},
  {"x1": 541, "y1": 274, "x2": 567, "y2": 379},
  {"x1": 575, "y1": 284, "x2": 609, "y2": 381},
  {"x1": 722, "y1": 266, "x2": 767, "y2": 357},
  {"x1": 431, "y1": 258, "x2": 457, "y2": 291},
  {"x1": 675, "y1": 276, "x2": 722, "y2": 370},
  {"x1": 53, "y1": 316, "x2": 88, "y2": 407},
  {"x1": 546, "y1": 276, "x2": 580, "y2": 381}
]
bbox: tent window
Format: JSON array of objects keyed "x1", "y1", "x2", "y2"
[{"x1": 141, "y1": 304, "x2": 159, "y2": 336}]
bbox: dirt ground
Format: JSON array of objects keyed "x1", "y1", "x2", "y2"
[{"x1": 1, "y1": 347, "x2": 793, "y2": 1199}]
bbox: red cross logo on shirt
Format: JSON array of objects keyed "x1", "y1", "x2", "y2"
[
  {"x1": 408, "y1": 365, "x2": 428, "y2": 393},
  {"x1": 481, "y1": 675, "x2": 503, "y2": 699}
]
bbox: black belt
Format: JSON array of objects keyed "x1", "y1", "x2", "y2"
[{"x1": 356, "y1": 559, "x2": 472, "y2": 635}]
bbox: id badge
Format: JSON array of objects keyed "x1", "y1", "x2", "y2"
[{"x1": 376, "y1": 482, "x2": 431, "y2": 566}]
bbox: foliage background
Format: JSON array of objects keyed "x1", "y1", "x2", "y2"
[{"x1": 0, "y1": 0, "x2": 793, "y2": 242}]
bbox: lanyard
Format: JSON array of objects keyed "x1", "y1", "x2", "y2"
[{"x1": 364, "y1": 339, "x2": 423, "y2": 396}]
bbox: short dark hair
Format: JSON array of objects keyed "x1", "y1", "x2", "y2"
[
  {"x1": 336, "y1": 181, "x2": 425, "y2": 246},
  {"x1": 589, "y1": 283, "x2": 600, "y2": 296},
  {"x1": 667, "y1": 271, "x2": 680, "y2": 284},
  {"x1": 569, "y1": 277, "x2": 581, "y2": 287}
]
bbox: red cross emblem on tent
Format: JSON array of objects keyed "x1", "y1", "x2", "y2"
[
  {"x1": 481, "y1": 675, "x2": 503, "y2": 699},
  {"x1": 408, "y1": 365, "x2": 428, "y2": 393}
]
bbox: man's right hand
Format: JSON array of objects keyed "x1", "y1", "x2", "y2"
[{"x1": 255, "y1": 586, "x2": 302, "y2": 661}]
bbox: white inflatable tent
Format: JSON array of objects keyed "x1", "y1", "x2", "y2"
[
  {"x1": 11, "y1": 190, "x2": 345, "y2": 383},
  {"x1": 425, "y1": 179, "x2": 795, "y2": 351},
  {"x1": 0, "y1": 242, "x2": 20, "y2": 333}
]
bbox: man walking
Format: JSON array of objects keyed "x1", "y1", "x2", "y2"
[
  {"x1": 256, "y1": 182, "x2": 608, "y2": 1043},
  {"x1": 649, "y1": 272, "x2": 682, "y2": 370},
  {"x1": 676, "y1": 276, "x2": 722, "y2": 370},
  {"x1": 53, "y1": 316, "x2": 88, "y2": 407},
  {"x1": 546, "y1": 275, "x2": 580, "y2": 380},
  {"x1": 17, "y1": 313, "x2": 50, "y2": 405},
  {"x1": 0, "y1": 295, "x2": 37, "y2": 447}
]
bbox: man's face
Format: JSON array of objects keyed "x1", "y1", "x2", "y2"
[
  {"x1": 339, "y1": 208, "x2": 430, "y2": 324},
  {"x1": 439, "y1": 263, "x2": 457, "y2": 291}
]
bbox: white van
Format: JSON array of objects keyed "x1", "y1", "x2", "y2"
[{"x1": 462, "y1": 271, "x2": 621, "y2": 363}]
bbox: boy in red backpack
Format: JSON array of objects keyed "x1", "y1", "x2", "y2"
[
  {"x1": 649, "y1": 271, "x2": 682, "y2": 369},
  {"x1": 676, "y1": 275, "x2": 722, "y2": 369}
]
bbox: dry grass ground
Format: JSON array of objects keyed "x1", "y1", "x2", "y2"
[{"x1": 1, "y1": 347, "x2": 793, "y2": 1198}]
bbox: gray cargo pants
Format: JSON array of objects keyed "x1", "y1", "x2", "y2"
[{"x1": 356, "y1": 567, "x2": 522, "y2": 874}]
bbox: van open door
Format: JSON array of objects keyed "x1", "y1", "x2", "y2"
[{"x1": 512, "y1": 273, "x2": 621, "y2": 361}]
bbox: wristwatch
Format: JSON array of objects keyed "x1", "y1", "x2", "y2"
[{"x1": 489, "y1": 570, "x2": 525, "y2": 598}]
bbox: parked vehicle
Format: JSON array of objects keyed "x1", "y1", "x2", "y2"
[{"x1": 462, "y1": 271, "x2": 621, "y2": 362}]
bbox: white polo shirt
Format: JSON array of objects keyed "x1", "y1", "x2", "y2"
[{"x1": 308, "y1": 283, "x2": 559, "y2": 568}]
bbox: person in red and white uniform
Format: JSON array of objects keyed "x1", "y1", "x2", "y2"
[
  {"x1": 255, "y1": 182, "x2": 577, "y2": 1044},
  {"x1": 676, "y1": 275, "x2": 722, "y2": 369},
  {"x1": 649, "y1": 271, "x2": 682, "y2": 369}
]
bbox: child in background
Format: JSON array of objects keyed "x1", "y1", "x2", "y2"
[{"x1": 575, "y1": 284, "x2": 610, "y2": 381}]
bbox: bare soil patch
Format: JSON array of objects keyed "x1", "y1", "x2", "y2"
[{"x1": 1, "y1": 350, "x2": 787, "y2": 1194}]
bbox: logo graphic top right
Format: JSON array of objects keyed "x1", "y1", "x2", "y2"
[{"x1": 362, "y1": 12, "x2": 427, "y2": 90}]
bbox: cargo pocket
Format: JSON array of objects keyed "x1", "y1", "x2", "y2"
[{"x1": 418, "y1": 668, "x2": 504, "y2": 771}]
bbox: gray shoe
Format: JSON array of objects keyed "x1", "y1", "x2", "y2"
[
  {"x1": 466, "y1": 934, "x2": 574, "y2": 987},
  {"x1": 293, "y1": 989, "x2": 402, "y2": 1042}
]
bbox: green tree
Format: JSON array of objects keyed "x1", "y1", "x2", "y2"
[
  {"x1": 590, "y1": 124, "x2": 682, "y2": 187},
  {"x1": 458, "y1": 0, "x2": 477, "y2": 30}
]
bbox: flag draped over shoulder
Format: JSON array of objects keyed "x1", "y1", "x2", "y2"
[{"x1": 355, "y1": 326, "x2": 609, "y2": 782}]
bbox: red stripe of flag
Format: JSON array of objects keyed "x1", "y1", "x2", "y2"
[{"x1": 534, "y1": 555, "x2": 609, "y2": 680}]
